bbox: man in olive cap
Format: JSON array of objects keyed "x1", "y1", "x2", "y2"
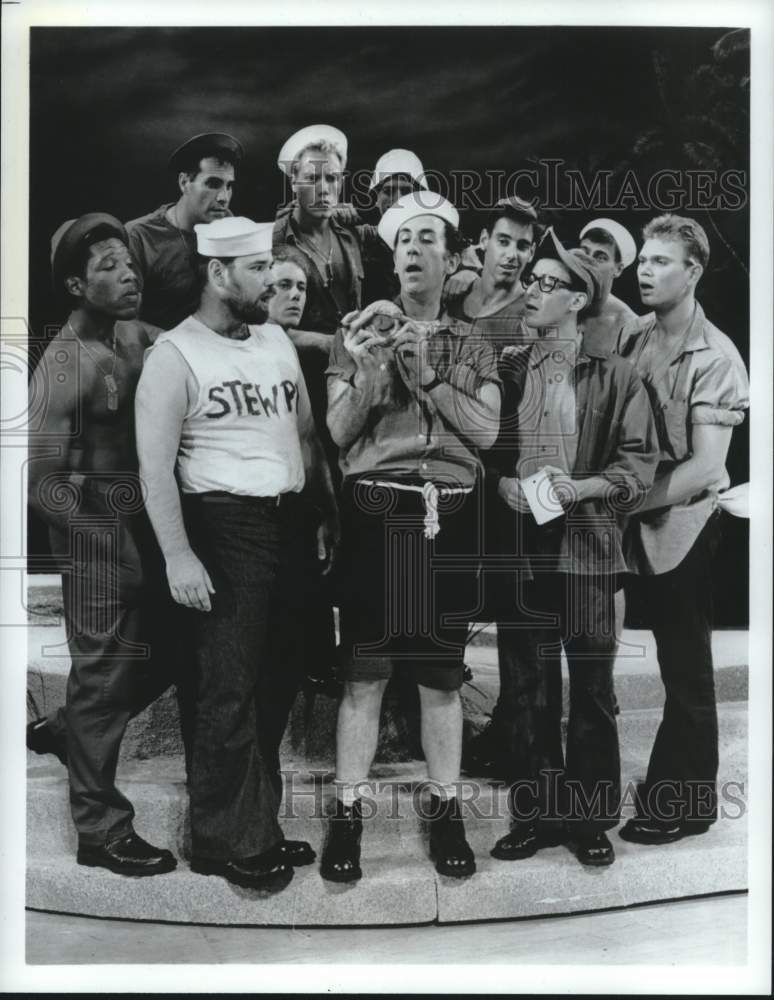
[
  {"x1": 126, "y1": 131, "x2": 244, "y2": 329},
  {"x1": 485, "y1": 229, "x2": 659, "y2": 868},
  {"x1": 578, "y1": 217, "x2": 639, "y2": 354},
  {"x1": 27, "y1": 213, "x2": 183, "y2": 877}
]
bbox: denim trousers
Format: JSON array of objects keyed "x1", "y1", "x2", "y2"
[
  {"x1": 48, "y1": 481, "x2": 191, "y2": 848},
  {"x1": 496, "y1": 572, "x2": 620, "y2": 834},
  {"x1": 182, "y1": 492, "x2": 309, "y2": 861},
  {"x1": 626, "y1": 512, "x2": 721, "y2": 827}
]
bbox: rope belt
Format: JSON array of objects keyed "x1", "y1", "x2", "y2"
[{"x1": 358, "y1": 478, "x2": 473, "y2": 539}]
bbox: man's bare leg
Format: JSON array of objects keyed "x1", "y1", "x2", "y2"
[
  {"x1": 418, "y1": 684, "x2": 475, "y2": 878},
  {"x1": 418, "y1": 685, "x2": 462, "y2": 786},
  {"x1": 322, "y1": 678, "x2": 389, "y2": 883},
  {"x1": 335, "y1": 678, "x2": 389, "y2": 789}
]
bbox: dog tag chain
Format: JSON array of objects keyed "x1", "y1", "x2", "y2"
[{"x1": 67, "y1": 322, "x2": 119, "y2": 411}]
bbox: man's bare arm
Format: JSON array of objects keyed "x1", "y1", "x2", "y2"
[
  {"x1": 424, "y1": 379, "x2": 501, "y2": 450},
  {"x1": 285, "y1": 328, "x2": 334, "y2": 356},
  {"x1": 326, "y1": 321, "x2": 383, "y2": 449},
  {"x1": 296, "y1": 373, "x2": 340, "y2": 572},
  {"x1": 27, "y1": 342, "x2": 78, "y2": 534},
  {"x1": 639, "y1": 423, "x2": 733, "y2": 512},
  {"x1": 135, "y1": 342, "x2": 215, "y2": 612}
]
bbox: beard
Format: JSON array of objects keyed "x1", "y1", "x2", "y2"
[{"x1": 228, "y1": 292, "x2": 270, "y2": 326}]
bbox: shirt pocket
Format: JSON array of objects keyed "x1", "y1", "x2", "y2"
[{"x1": 660, "y1": 398, "x2": 690, "y2": 462}]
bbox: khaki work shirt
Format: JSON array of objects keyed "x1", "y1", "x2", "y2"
[
  {"x1": 616, "y1": 302, "x2": 749, "y2": 574},
  {"x1": 326, "y1": 304, "x2": 501, "y2": 488}
]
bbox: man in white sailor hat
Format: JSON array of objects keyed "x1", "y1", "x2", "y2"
[
  {"x1": 369, "y1": 148, "x2": 429, "y2": 217},
  {"x1": 136, "y1": 216, "x2": 339, "y2": 895},
  {"x1": 274, "y1": 124, "x2": 366, "y2": 336},
  {"x1": 321, "y1": 192, "x2": 501, "y2": 885},
  {"x1": 359, "y1": 148, "x2": 431, "y2": 304},
  {"x1": 577, "y1": 217, "x2": 639, "y2": 353}
]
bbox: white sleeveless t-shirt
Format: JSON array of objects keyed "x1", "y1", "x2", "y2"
[{"x1": 151, "y1": 316, "x2": 305, "y2": 496}]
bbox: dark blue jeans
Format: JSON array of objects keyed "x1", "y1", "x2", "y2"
[
  {"x1": 182, "y1": 493, "x2": 308, "y2": 862},
  {"x1": 497, "y1": 572, "x2": 620, "y2": 835},
  {"x1": 626, "y1": 512, "x2": 721, "y2": 827}
]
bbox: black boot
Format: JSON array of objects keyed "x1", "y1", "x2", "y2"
[
  {"x1": 428, "y1": 794, "x2": 476, "y2": 878},
  {"x1": 27, "y1": 717, "x2": 67, "y2": 766},
  {"x1": 320, "y1": 798, "x2": 363, "y2": 883}
]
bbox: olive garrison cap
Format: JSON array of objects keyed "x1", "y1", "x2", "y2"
[
  {"x1": 50, "y1": 212, "x2": 128, "y2": 289},
  {"x1": 168, "y1": 132, "x2": 244, "y2": 173}
]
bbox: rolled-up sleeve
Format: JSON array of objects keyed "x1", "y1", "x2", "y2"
[
  {"x1": 691, "y1": 353, "x2": 750, "y2": 426},
  {"x1": 324, "y1": 328, "x2": 355, "y2": 383},
  {"x1": 447, "y1": 334, "x2": 502, "y2": 399},
  {"x1": 602, "y1": 369, "x2": 660, "y2": 498}
]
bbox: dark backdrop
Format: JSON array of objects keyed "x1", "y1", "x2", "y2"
[{"x1": 27, "y1": 25, "x2": 750, "y2": 625}]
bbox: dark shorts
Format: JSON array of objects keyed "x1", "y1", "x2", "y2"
[{"x1": 335, "y1": 477, "x2": 481, "y2": 691}]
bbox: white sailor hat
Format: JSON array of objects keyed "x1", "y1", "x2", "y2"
[
  {"x1": 377, "y1": 191, "x2": 459, "y2": 248},
  {"x1": 369, "y1": 149, "x2": 429, "y2": 191},
  {"x1": 579, "y1": 218, "x2": 637, "y2": 268},
  {"x1": 194, "y1": 217, "x2": 274, "y2": 257},
  {"x1": 277, "y1": 124, "x2": 348, "y2": 177}
]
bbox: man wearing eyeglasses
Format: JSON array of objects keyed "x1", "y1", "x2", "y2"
[{"x1": 485, "y1": 230, "x2": 659, "y2": 867}]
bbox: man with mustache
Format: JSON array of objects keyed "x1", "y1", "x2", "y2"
[
  {"x1": 616, "y1": 214, "x2": 749, "y2": 845},
  {"x1": 486, "y1": 229, "x2": 658, "y2": 867},
  {"x1": 578, "y1": 218, "x2": 639, "y2": 354},
  {"x1": 127, "y1": 132, "x2": 243, "y2": 330},
  {"x1": 321, "y1": 193, "x2": 501, "y2": 884},
  {"x1": 27, "y1": 213, "x2": 181, "y2": 877},
  {"x1": 136, "y1": 217, "x2": 339, "y2": 893}
]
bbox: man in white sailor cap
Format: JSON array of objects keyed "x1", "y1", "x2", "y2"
[
  {"x1": 126, "y1": 132, "x2": 244, "y2": 330},
  {"x1": 136, "y1": 216, "x2": 339, "y2": 894},
  {"x1": 321, "y1": 192, "x2": 501, "y2": 885},
  {"x1": 578, "y1": 217, "x2": 639, "y2": 353},
  {"x1": 369, "y1": 148, "x2": 429, "y2": 217},
  {"x1": 360, "y1": 148, "x2": 431, "y2": 304},
  {"x1": 274, "y1": 124, "x2": 366, "y2": 336}
]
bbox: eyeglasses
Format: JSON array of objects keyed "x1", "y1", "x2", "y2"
[{"x1": 520, "y1": 273, "x2": 573, "y2": 293}]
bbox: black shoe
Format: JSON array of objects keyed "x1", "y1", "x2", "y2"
[
  {"x1": 320, "y1": 799, "x2": 363, "y2": 883},
  {"x1": 428, "y1": 795, "x2": 476, "y2": 878},
  {"x1": 305, "y1": 674, "x2": 343, "y2": 699},
  {"x1": 77, "y1": 832, "x2": 177, "y2": 877},
  {"x1": 575, "y1": 831, "x2": 615, "y2": 867},
  {"x1": 280, "y1": 838, "x2": 316, "y2": 867},
  {"x1": 191, "y1": 844, "x2": 294, "y2": 892},
  {"x1": 491, "y1": 822, "x2": 565, "y2": 861},
  {"x1": 619, "y1": 817, "x2": 713, "y2": 845},
  {"x1": 461, "y1": 721, "x2": 504, "y2": 777},
  {"x1": 27, "y1": 717, "x2": 67, "y2": 766}
]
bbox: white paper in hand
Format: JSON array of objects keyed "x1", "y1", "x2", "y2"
[{"x1": 520, "y1": 468, "x2": 565, "y2": 525}]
